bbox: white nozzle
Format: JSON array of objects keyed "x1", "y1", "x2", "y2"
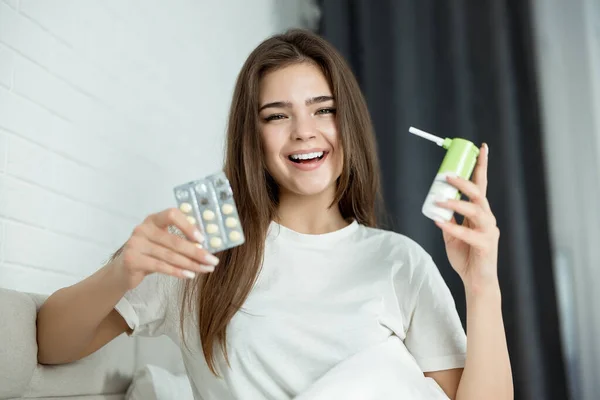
[{"x1": 409, "y1": 126, "x2": 445, "y2": 147}]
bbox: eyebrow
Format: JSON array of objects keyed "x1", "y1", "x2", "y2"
[{"x1": 259, "y1": 95, "x2": 335, "y2": 112}]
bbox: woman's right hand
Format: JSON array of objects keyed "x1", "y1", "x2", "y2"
[{"x1": 110, "y1": 208, "x2": 220, "y2": 290}]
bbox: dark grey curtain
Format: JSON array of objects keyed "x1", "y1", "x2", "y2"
[{"x1": 318, "y1": 1, "x2": 568, "y2": 399}]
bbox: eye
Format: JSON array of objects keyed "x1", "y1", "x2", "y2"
[
  {"x1": 315, "y1": 108, "x2": 336, "y2": 115},
  {"x1": 264, "y1": 114, "x2": 287, "y2": 122}
]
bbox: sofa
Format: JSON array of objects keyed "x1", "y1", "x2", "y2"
[{"x1": 0, "y1": 288, "x2": 187, "y2": 400}]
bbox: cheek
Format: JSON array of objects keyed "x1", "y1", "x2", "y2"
[
  {"x1": 260, "y1": 127, "x2": 276, "y2": 152},
  {"x1": 325, "y1": 126, "x2": 343, "y2": 169},
  {"x1": 260, "y1": 127, "x2": 285, "y2": 164},
  {"x1": 316, "y1": 117, "x2": 337, "y2": 134},
  {"x1": 321, "y1": 122, "x2": 340, "y2": 151},
  {"x1": 335, "y1": 149, "x2": 344, "y2": 175}
]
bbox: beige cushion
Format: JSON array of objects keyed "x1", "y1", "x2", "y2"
[
  {"x1": 125, "y1": 365, "x2": 193, "y2": 400},
  {"x1": 135, "y1": 336, "x2": 186, "y2": 376},
  {"x1": 23, "y1": 396, "x2": 124, "y2": 400},
  {"x1": 0, "y1": 289, "x2": 39, "y2": 398},
  {"x1": 0, "y1": 288, "x2": 136, "y2": 399},
  {"x1": 24, "y1": 333, "x2": 135, "y2": 398}
]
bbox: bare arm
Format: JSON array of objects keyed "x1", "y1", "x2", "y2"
[
  {"x1": 36, "y1": 208, "x2": 219, "y2": 365},
  {"x1": 424, "y1": 369, "x2": 462, "y2": 399},
  {"x1": 427, "y1": 145, "x2": 513, "y2": 399},
  {"x1": 36, "y1": 263, "x2": 130, "y2": 365},
  {"x1": 455, "y1": 284, "x2": 513, "y2": 400},
  {"x1": 424, "y1": 285, "x2": 512, "y2": 400}
]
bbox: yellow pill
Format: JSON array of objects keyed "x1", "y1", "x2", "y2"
[
  {"x1": 210, "y1": 237, "x2": 222, "y2": 248},
  {"x1": 225, "y1": 217, "x2": 238, "y2": 228},
  {"x1": 206, "y1": 223, "x2": 219, "y2": 234},
  {"x1": 180, "y1": 203, "x2": 192, "y2": 213},
  {"x1": 186, "y1": 216, "x2": 196, "y2": 225},
  {"x1": 228, "y1": 230, "x2": 241, "y2": 241},
  {"x1": 202, "y1": 210, "x2": 215, "y2": 220},
  {"x1": 221, "y1": 204, "x2": 234, "y2": 215}
]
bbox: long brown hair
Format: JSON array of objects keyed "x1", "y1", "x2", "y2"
[{"x1": 180, "y1": 29, "x2": 382, "y2": 375}]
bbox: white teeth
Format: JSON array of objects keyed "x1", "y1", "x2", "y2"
[{"x1": 290, "y1": 151, "x2": 324, "y2": 160}]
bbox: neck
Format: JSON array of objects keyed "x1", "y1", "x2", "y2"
[{"x1": 276, "y1": 186, "x2": 348, "y2": 234}]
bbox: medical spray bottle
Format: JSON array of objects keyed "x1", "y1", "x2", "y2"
[{"x1": 409, "y1": 127, "x2": 480, "y2": 222}]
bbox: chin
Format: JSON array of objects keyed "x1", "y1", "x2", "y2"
[
  {"x1": 293, "y1": 186, "x2": 332, "y2": 197},
  {"x1": 268, "y1": 157, "x2": 343, "y2": 199},
  {"x1": 285, "y1": 176, "x2": 338, "y2": 197}
]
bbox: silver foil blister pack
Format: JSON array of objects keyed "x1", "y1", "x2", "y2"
[{"x1": 173, "y1": 171, "x2": 245, "y2": 253}]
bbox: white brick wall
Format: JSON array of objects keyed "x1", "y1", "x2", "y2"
[{"x1": 0, "y1": 0, "x2": 314, "y2": 294}]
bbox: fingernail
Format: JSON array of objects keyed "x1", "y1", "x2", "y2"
[
  {"x1": 484, "y1": 143, "x2": 489, "y2": 157},
  {"x1": 182, "y1": 270, "x2": 196, "y2": 279},
  {"x1": 204, "y1": 253, "x2": 220, "y2": 266},
  {"x1": 194, "y1": 230, "x2": 204, "y2": 243},
  {"x1": 200, "y1": 265, "x2": 215, "y2": 273},
  {"x1": 195, "y1": 243, "x2": 203, "y2": 249}
]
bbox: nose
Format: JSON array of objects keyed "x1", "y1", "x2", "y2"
[{"x1": 291, "y1": 114, "x2": 317, "y2": 141}]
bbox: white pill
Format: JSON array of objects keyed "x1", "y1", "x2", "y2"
[
  {"x1": 202, "y1": 210, "x2": 215, "y2": 220},
  {"x1": 206, "y1": 223, "x2": 219, "y2": 234},
  {"x1": 180, "y1": 203, "x2": 192, "y2": 213},
  {"x1": 225, "y1": 217, "x2": 238, "y2": 228},
  {"x1": 222, "y1": 204, "x2": 234, "y2": 215},
  {"x1": 228, "y1": 231, "x2": 241, "y2": 241},
  {"x1": 186, "y1": 216, "x2": 196, "y2": 225},
  {"x1": 210, "y1": 237, "x2": 222, "y2": 248}
]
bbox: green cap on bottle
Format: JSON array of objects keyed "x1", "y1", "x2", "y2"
[
  {"x1": 409, "y1": 127, "x2": 480, "y2": 202},
  {"x1": 439, "y1": 138, "x2": 480, "y2": 179}
]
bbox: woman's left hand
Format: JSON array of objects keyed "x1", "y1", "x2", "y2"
[{"x1": 434, "y1": 143, "x2": 501, "y2": 293}]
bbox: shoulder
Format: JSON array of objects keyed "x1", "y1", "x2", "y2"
[
  {"x1": 359, "y1": 225, "x2": 433, "y2": 266},
  {"x1": 358, "y1": 225, "x2": 437, "y2": 297}
]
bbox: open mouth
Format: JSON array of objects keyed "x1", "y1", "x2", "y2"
[{"x1": 288, "y1": 151, "x2": 328, "y2": 164}]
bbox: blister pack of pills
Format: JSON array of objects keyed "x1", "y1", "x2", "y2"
[{"x1": 173, "y1": 171, "x2": 245, "y2": 253}]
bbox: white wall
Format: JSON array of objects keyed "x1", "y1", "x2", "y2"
[
  {"x1": 0, "y1": 0, "x2": 318, "y2": 294},
  {"x1": 531, "y1": 0, "x2": 600, "y2": 399}
]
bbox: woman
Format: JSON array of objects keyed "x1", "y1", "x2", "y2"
[{"x1": 36, "y1": 30, "x2": 513, "y2": 399}]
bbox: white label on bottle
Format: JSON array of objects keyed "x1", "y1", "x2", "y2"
[
  {"x1": 430, "y1": 173, "x2": 459, "y2": 201},
  {"x1": 421, "y1": 173, "x2": 459, "y2": 222}
]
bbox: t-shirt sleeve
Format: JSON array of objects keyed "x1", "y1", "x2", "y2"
[
  {"x1": 403, "y1": 251, "x2": 467, "y2": 372},
  {"x1": 114, "y1": 273, "x2": 181, "y2": 338}
]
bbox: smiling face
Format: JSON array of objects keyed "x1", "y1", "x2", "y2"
[{"x1": 258, "y1": 62, "x2": 343, "y2": 199}]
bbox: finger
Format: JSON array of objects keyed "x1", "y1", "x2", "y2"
[
  {"x1": 142, "y1": 223, "x2": 220, "y2": 267},
  {"x1": 434, "y1": 220, "x2": 488, "y2": 248},
  {"x1": 441, "y1": 216, "x2": 459, "y2": 244},
  {"x1": 136, "y1": 253, "x2": 207, "y2": 279},
  {"x1": 144, "y1": 241, "x2": 217, "y2": 274},
  {"x1": 445, "y1": 215, "x2": 465, "y2": 230},
  {"x1": 436, "y1": 199, "x2": 494, "y2": 229},
  {"x1": 471, "y1": 143, "x2": 489, "y2": 198},
  {"x1": 445, "y1": 175, "x2": 491, "y2": 211},
  {"x1": 150, "y1": 208, "x2": 204, "y2": 244}
]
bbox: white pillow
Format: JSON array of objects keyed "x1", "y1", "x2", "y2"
[
  {"x1": 295, "y1": 336, "x2": 450, "y2": 400},
  {"x1": 126, "y1": 365, "x2": 194, "y2": 400}
]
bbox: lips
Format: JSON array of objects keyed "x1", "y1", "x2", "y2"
[
  {"x1": 288, "y1": 151, "x2": 327, "y2": 163},
  {"x1": 287, "y1": 147, "x2": 328, "y2": 158},
  {"x1": 285, "y1": 151, "x2": 329, "y2": 171}
]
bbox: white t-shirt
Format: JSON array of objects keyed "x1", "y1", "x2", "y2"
[{"x1": 115, "y1": 221, "x2": 466, "y2": 399}]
